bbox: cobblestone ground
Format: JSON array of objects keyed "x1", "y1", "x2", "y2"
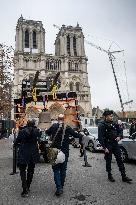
[{"x1": 0, "y1": 138, "x2": 136, "y2": 205}]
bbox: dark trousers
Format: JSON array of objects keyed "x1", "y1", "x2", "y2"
[
  {"x1": 83, "y1": 149, "x2": 88, "y2": 164},
  {"x1": 52, "y1": 158, "x2": 68, "y2": 191},
  {"x1": 105, "y1": 143, "x2": 126, "y2": 177},
  {"x1": 19, "y1": 163, "x2": 35, "y2": 191}
]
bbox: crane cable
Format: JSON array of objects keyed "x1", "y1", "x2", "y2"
[{"x1": 122, "y1": 52, "x2": 131, "y2": 107}]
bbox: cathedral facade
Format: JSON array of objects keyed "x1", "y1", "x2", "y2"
[{"x1": 14, "y1": 16, "x2": 92, "y2": 117}]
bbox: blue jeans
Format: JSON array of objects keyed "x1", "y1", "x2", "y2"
[{"x1": 52, "y1": 157, "x2": 68, "y2": 191}]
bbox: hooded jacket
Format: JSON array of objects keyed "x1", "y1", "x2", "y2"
[{"x1": 14, "y1": 126, "x2": 41, "y2": 165}]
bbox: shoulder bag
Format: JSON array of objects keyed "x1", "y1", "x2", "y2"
[{"x1": 47, "y1": 125, "x2": 66, "y2": 165}]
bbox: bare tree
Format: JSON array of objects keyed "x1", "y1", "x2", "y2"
[{"x1": 0, "y1": 43, "x2": 14, "y2": 119}]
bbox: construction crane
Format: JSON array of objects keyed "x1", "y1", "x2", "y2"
[
  {"x1": 53, "y1": 24, "x2": 61, "y2": 30},
  {"x1": 85, "y1": 39, "x2": 133, "y2": 115}
]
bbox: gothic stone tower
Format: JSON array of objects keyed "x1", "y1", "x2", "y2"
[
  {"x1": 14, "y1": 15, "x2": 45, "y2": 99},
  {"x1": 14, "y1": 16, "x2": 92, "y2": 117},
  {"x1": 54, "y1": 24, "x2": 92, "y2": 117}
]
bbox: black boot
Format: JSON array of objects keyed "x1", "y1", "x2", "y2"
[
  {"x1": 122, "y1": 176, "x2": 132, "y2": 183},
  {"x1": 55, "y1": 189, "x2": 63, "y2": 196},
  {"x1": 83, "y1": 162, "x2": 92, "y2": 167},
  {"x1": 21, "y1": 189, "x2": 28, "y2": 197},
  {"x1": 108, "y1": 174, "x2": 115, "y2": 182}
]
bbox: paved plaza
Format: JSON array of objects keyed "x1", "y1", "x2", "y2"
[{"x1": 0, "y1": 138, "x2": 136, "y2": 205}]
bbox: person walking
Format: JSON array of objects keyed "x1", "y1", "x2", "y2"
[
  {"x1": 117, "y1": 120, "x2": 123, "y2": 139},
  {"x1": 14, "y1": 119, "x2": 41, "y2": 197},
  {"x1": 129, "y1": 120, "x2": 136, "y2": 136},
  {"x1": 98, "y1": 110, "x2": 132, "y2": 183},
  {"x1": 79, "y1": 130, "x2": 91, "y2": 167},
  {"x1": 46, "y1": 114, "x2": 80, "y2": 196}
]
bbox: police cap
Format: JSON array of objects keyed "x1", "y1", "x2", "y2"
[{"x1": 103, "y1": 110, "x2": 113, "y2": 117}]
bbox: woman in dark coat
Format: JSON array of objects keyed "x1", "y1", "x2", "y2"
[{"x1": 14, "y1": 119, "x2": 41, "y2": 197}]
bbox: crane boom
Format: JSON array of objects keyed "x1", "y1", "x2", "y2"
[
  {"x1": 85, "y1": 39, "x2": 125, "y2": 113},
  {"x1": 85, "y1": 40, "x2": 108, "y2": 54},
  {"x1": 108, "y1": 53, "x2": 124, "y2": 112}
]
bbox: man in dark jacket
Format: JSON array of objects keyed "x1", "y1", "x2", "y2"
[
  {"x1": 46, "y1": 114, "x2": 80, "y2": 196},
  {"x1": 14, "y1": 119, "x2": 41, "y2": 197},
  {"x1": 98, "y1": 110, "x2": 132, "y2": 183}
]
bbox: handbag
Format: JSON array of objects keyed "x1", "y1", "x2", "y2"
[{"x1": 47, "y1": 124, "x2": 66, "y2": 165}]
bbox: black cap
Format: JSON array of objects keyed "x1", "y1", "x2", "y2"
[{"x1": 103, "y1": 110, "x2": 113, "y2": 117}]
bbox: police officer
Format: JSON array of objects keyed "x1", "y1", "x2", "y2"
[{"x1": 98, "y1": 110, "x2": 132, "y2": 183}]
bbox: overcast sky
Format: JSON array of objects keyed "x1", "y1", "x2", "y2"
[{"x1": 0, "y1": 0, "x2": 136, "y2": 112}]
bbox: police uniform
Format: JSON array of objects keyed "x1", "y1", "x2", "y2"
[{"x1": 98, "y1": 110, "x2": 132, "y2": 183}]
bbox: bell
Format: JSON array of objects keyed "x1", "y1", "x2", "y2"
[{"x1": 38, "y1": 111, "x2": 51, "y2": 130}]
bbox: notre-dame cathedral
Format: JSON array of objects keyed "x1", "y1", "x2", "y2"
[{"x1": 14, "y1": 15, "x2": 92, "y2": 117}]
